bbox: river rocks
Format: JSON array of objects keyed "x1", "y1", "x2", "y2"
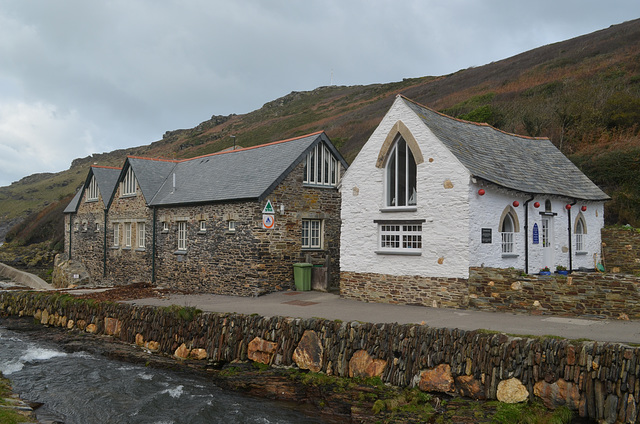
[
  {"x1": 497, "y1": 378, "x2": 529, "y2": 403},
  {"x1": 248, "y1": 337, "x2": 277, "y2": 364},
  {"x1": 293, "y1": 330, "x2": 323, "y2": 372},
  {"x1": 455, "y1": 375, "x2": 486, "y2": 400},
  {"x1": 534, "y1": 379, "x2": 581, "y2": 409},
  {"x1": 40, "y1": 309, "x2": 49, "y2": 325},
  {"x1": 175, "y1": 343, "x2": 190, "y2": 359},
  {"x1": 419, "y1": 364, "x2": 454, "y2": 394},
  {"x1": 104, "y1": 317, "x2": 121, "y2": 337},
  {"x1": 86, "y1": 324, "x2": 97, "y2": 334},
  {"x1": 348, "y1": 350, "x2": 386, "y2": 378}
]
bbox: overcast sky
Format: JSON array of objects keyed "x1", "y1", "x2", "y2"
[{"x1": 0, "y1": 1, "x2": 638, "y2": 187}]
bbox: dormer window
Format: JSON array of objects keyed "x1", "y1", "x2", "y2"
[
  {"x1": 386, "y1": 137, "x2": 416, "y2": 207},
  {"x1": 122, "y1": 167, "x2": 137, "y2": 196},
  {"x1": 86, "y1": 176, "x2": 99, "y2": 201},
  {"x1": 304, "y1": 143, "x2": 340, "y2": 187}
]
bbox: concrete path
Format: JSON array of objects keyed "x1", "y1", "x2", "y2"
[
  {"x1": 124, "y1": 290, "x2": 640, "y2": 345},
  {"x1": 0, "y1": 262, "x2": 52, "y2": 291}
]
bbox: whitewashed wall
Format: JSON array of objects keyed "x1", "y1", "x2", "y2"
[
  {"x1": 340, "y1": 97, "x2": 471, "y2": 279},
  {"x1": 468, "y1": 188, "x2": 605, "y2": 273}
]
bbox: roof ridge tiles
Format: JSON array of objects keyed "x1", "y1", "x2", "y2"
[
  {"x1": 90, "y1": 165, "x2": 122, "y2": 170},
  {"x1": 397, "y1": 94, "x2": 548, "y2": 142}
]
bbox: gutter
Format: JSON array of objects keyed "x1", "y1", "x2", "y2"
[{"x1": 523, "y1": 194, "x2": 535, "y2": 274}]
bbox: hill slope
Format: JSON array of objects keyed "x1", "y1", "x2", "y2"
[{"x1": 2, "y1": 18, "x2": 640, "y2": 246}]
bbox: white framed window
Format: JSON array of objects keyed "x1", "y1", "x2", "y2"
[
  {"x1": 302, "y1": 219, "x2": 322, "y2": 249},
  {"x1": 575, "y1": 216, "x2": 586, "y2": 252},
  {"x1": 500, "y1": 212, "x2": 515, "y2": 254},
  {"x1": 385, "y1": 137, "x2": 417, "y2": 207},
  {"x1": 74, "y1": 222, "x2": 79, "y2": 232},
  {"x1": 228, "y1": 220, "x2": 236, "y2": 232},
  {"x1": 199, "y1": 221, "x2": 206, "y2": 232},
  {"x1": 113, "y1": 224, "x2": 120, "y2": 247},
  {"x1": 162, "y1": 221, "x2": 169, "y2": 232},
  {"x1": 379, "y1": 223, "x2": 422, "y2": 251},
  {"x1": 303, "y1": 143, "x2": 340, "y2": 186},
  {"x1": 121, "y1": 167, "x2": 137, "y2": 196},
  {"x1": 82, "y1": 222, "x2": 87, "y2": 232},
  {"x1": 177, "y1": 221, "x2": 187, "y2": 251},
  {"x1": 138, "y1": 222, "x2": 146, "y2": 248},
  {"x1": 95, "y1": 223, "x2": 100, "y2": 232},
  {"x1": 124, "y1": 222, "x2": 132, "y2": 247},
  {"x1": 86, "y1": 175, "x2": 99, "y2": 201}
]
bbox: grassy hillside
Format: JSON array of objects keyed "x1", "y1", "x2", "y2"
[{"x1": 2, "y1": 18, "x2": 640, "y2": 249}]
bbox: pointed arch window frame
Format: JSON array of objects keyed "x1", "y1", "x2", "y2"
[
  {"x1": 574, "y1": 212, "x2": 587, "y2": 253},
  {"x1": 377, "y1": 121, "x2": 424, "y2": 210},
  {"x1": 499, "y1": 205, "x2": 520, "y2": 255}
]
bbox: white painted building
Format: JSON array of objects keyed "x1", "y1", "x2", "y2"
[{"x1": 340, "y1": 95, "x2": 609, "y2": 285}]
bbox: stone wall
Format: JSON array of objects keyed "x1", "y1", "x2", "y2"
[
  {"x1": 341, "y1": 267, "x2": 640, "y2": 319},
  {"x1": 154, "y1": 160, "x2": 343, "y2": 296},
  {"x1": 0, "y1": 291, "x2": 638, "y2": 422},
  {"x1": 69, "y1": 189, "x2": 108, "y2": 283},
  {"x1": 602, "y1": 227, "x2": 640, "y2": 275}
]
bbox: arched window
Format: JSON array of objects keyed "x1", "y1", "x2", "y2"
[
  {"x1": 545, "y1": 200, "x2": 552, "y2": 213},
  {"x1": 499, "y1": 206, "x2": 520, "y2": 254},
  {"x1": 575, "y1": 214, "x2": 587, "y2": 252},
  {"x1": 386, "y1": 137, "x2": 417, "y2": 207}
]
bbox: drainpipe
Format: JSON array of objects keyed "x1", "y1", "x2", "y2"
[
  {"x1": 523, "y1": 194, "x2": 535, "y2": 274},
  {"x1": 152, "y1": 206, "x2": 157, "y2": 284},
  {"x1": 68, "y1": 215, "x2": 73, "y2": 259},
  {"x1": 567, "y1": 199, "x2": 577, "y2": 271},
  {"x1": 103, "y1": 209, "x2": 108, "y2": 278}
]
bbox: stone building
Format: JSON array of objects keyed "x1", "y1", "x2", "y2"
[
  {"x1": 63, "y1": 165, "x2": 121, "y2": 282},
  {"x1": 340, "y1": 95, "x2": 609, "y2": 305},
  {"x1": 65, "y1": 131, "x2": 348, "y2": 295}
]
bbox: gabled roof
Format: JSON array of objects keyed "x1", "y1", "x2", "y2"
[
  {"x1": 63, "y1": 189, "x2": 82, "y2": 214},
  {"x1": 150, "y1": 131, "x2": 347, "y2": 206},
  {"x1": 399, "y1": 96, "x2": 609, "y2": 201},
  {"x1": 63, "y1": 165, "x2": 121, "y2": 213},
  {"x1": 119, "y1": 157, "x2": 178, "y2": 206}
]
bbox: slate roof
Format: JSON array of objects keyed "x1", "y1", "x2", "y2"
[
  {"x1": 63, "y1": 166, "x2": 121, "y2": 213},
  {"x1": 401, "y1": 96, "x2": 609, "y2": 201},
  {"x1": 150, "y1": 131, "x2": 346, "y2": 206}
]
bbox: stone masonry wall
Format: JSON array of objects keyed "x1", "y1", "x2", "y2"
[
  {"x1": 602, "y1": 227, "x2": 640, "y2": 275},
  {"x1": 70, "y1": 190, "x2": 107, "y2": 283},
  {"x1": 1, "y1": 291, "x2": 638, "y2": 422},
  {"x1": 154, "y1": 160, "x2": 343, "y2": 296},
  {"x1": 341, "y1": 267, "x2": 640, "y2": 320}
]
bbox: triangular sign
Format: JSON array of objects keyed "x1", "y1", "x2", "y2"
[{"x1": 262, "y1": 200, "x2": 275, "y2": 214}]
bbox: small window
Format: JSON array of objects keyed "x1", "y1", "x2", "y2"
[
  {"x1": 199, "y1": 221, "x2": 206, "y2": 232},
  {"x1": 500, "y1": 213, "x2": 515, "y2": 254},
  {"x1": 385, "y1": 137, "x2": 417, "y2": 207},
  {"x1": 138, "y1": 222, "x2": 146, "y2": 248},
  {"x1": 545, "y1": 200, "x2": 552, "y2": 213},
  {"x1": 228, "y1": 220, "x2": 236, "y2": 232},
  {"x1": 302, "y1": 219, "x2": 322, "y2": 249},
  {"x1": 162, "y1": 221, "x2": 169, "y2": 232},
  {"x1": 113, "y1": 224, "x2": 120, "y2": 247},
  {"x1": 177, "y1": 221, "x2": 187, "y2": 251},
  {"x1": 124, "y1": 222, "x2": 132, "y2": 247},
  {"x1": 575, "y1": 215, "x2": 586, "y2": 252},
  {"x1": 86, "y1": 175, "x2": 99, "y2": 201},
  {"x1": 379, "y1": 223, "x2": 422, "y2": 251},
  {"x1": 303, "y1": 143, "x2": 340, "y2": 186},
  {"x1": 82, "y1": 222, "x2": 88, "y2": 232},
  {"x1": 74, "y1": 222, "x2": 79, "y2": 232},
  {"x1": 95, "y1": 223, "x2": 100, "y2": 232},
  {"x1": 122, "y1": 167, "x2": 137, "y2": 196}
]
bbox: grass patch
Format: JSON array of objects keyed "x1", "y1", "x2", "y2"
[
  {"x1": 492, "y1": 401, "x2": 573, "y2": 424},
  {"x1": 161, "y1": 305, "x2": 203, "y2": 321}
]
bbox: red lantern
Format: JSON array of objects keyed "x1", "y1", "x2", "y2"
[
  {"x1": 513, "y1": 201, "x2": 520, "y2": 207},
  {"x1": 581, "y1": 206, "x2": 587, "y2": 212},
  {"x1": 478, "y1": 189, "x2": 485, "y2": 196},
  {"x1": 566, "y1": 204, "x2": 572, "y2": 210},
  {"x1": 533, "y1": 202, "x2": 540, "y2": 208}
]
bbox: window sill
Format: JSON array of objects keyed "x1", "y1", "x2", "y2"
[
  {"x1": 225, "y1": 230, "x2": 236, "y2": 235},
  {"x1": 122, "y1": 247, "x2": 132, "y2": 251},
  {"x1": 375, "y1": 250, "x2": 422, "y2": 256},
  {"x1": 161, "y1": 230, "x2": 169, "y2": 234},
  {"x1": 135, "y1": 248, "x2": 146, "y2": 252},
  {"x1": 110, "y1": 246, "x2": 119, "y2": 250},
  {"x1": 120, "y1": 194, "x2": 137, "y2": 199},
  {"x1": 197, "y1": 231, "x2": 207, "y2": 235},
  {"x1": 501, "y1": 254, "x2": 519, "y2": 258},
  {"x1": 302, "y1": 247, "x2": 324, "y2": 252},
  {"x1": 379, "y1": 206, "x2": 418, "y2": 213},
  {"x1": 85, "y1": 199, "x2": 98, "y2": 203},
  {"x1": 303, "y1": 183, "x2": 337, "y2": 189},
  {"x1": 173, "y1": 250, "x2": 187, "y2": 255},
  {"x1": 575, "y1": 251, "x2": 588, "y2": 256}
]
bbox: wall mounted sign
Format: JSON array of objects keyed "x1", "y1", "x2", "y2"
[
  {"x1": 262, "y1": 200, "x2": 275, "y2": 214},
  {"x1": 533, "y1": 223, "x2": 539, "y2": 244},
  {"x1": 262, "y1": 214, "x2": 275, "y2": 229},
  {"x1": 481, "y1": 228, "x2": 492, "y2": 243}
]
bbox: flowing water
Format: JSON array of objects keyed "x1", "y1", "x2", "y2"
[{"x1": 0, "y1": 325, "x2": 325, "y2": 424}]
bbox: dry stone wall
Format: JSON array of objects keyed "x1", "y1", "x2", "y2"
[
  {"x1": 603, "y1": 227, "x2": 640, "y2": 275},
  {"x1": 1, "y1": 291, "x2": 638, "y2": 422}
]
